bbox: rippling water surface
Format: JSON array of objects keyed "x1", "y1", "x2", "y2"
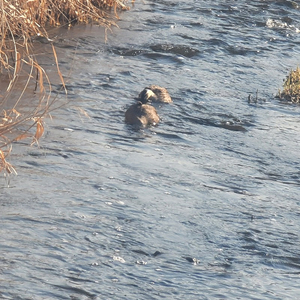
[{"x1": 1, "y1": 1, "x2": 300, "y2": 299}]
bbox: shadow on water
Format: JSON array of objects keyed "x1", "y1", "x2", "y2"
[{"x1": 167, "y1": 95, "x2": 250, "y2": 133}]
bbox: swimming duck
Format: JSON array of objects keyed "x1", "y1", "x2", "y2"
[
  {"x1": 138, "y1": 85, "x2": 172, "y2": 103},
  {"x1": 125, "y1": 101, "x2": 159, "y2": 126}
]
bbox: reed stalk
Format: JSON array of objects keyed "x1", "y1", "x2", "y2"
[{"x1": 0, "y1": 0, "x2": 129, "y2": 175}]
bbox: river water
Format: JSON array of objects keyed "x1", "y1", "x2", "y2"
[{"x1": 1, "y1": 1, "x2": 300, "y2": 299}]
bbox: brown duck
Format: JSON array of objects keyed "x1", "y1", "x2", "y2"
[
  {"x1": 138, "y1": 85, "x2": 172, "y2": 103},
  {"x1": 125, "y1": 101, "x2": 159, "y2": 126}
]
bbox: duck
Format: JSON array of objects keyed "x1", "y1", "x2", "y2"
[
  {"x1": 125, "y1": 101, "x2": 159, "y2": 126},
  {"x1": 138, "y1": 85, "x2": 172, "y2": 103}
]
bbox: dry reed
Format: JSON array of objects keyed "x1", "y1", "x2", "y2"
[
  {"x1": 277, "y1": 67, "x2": 300, "y2": 103},
  {"x1": 0, "y1": 0, "x2": 130, "y2": 176}
]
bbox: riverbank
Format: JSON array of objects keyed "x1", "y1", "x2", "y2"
[{"x1": 0, "y1": 0, "x2": 130, "y2": 175}]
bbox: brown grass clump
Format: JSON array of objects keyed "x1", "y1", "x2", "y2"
[
  {"x1": 277, "y1": 67, "x2": 300, "y2": 103},
  {"x1": 0, "y1": 0, "x2": 130, "y2": 176}
]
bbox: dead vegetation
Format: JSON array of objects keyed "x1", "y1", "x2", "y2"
[
  {"x1": 0, "y1": 0, "x2": 130, "y2": 176},
  {"x1": 277, "y1": 67, "x2": 300, "y2": 103}
]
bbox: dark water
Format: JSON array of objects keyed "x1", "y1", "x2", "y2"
[{"x1": 1, "y1": 1, "x2": 300, "y2": 299}]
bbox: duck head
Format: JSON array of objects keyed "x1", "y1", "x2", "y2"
[{"x1": 138, "y1": 88, "x2": 157, "y2": 104}]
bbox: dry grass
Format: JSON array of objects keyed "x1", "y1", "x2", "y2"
[
  {"x1": 0, "y1": 0, "x2": 130, "y2": 176},
  {"x1": 277, "y1": 67, "x2": 300, "y2": 103}
]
